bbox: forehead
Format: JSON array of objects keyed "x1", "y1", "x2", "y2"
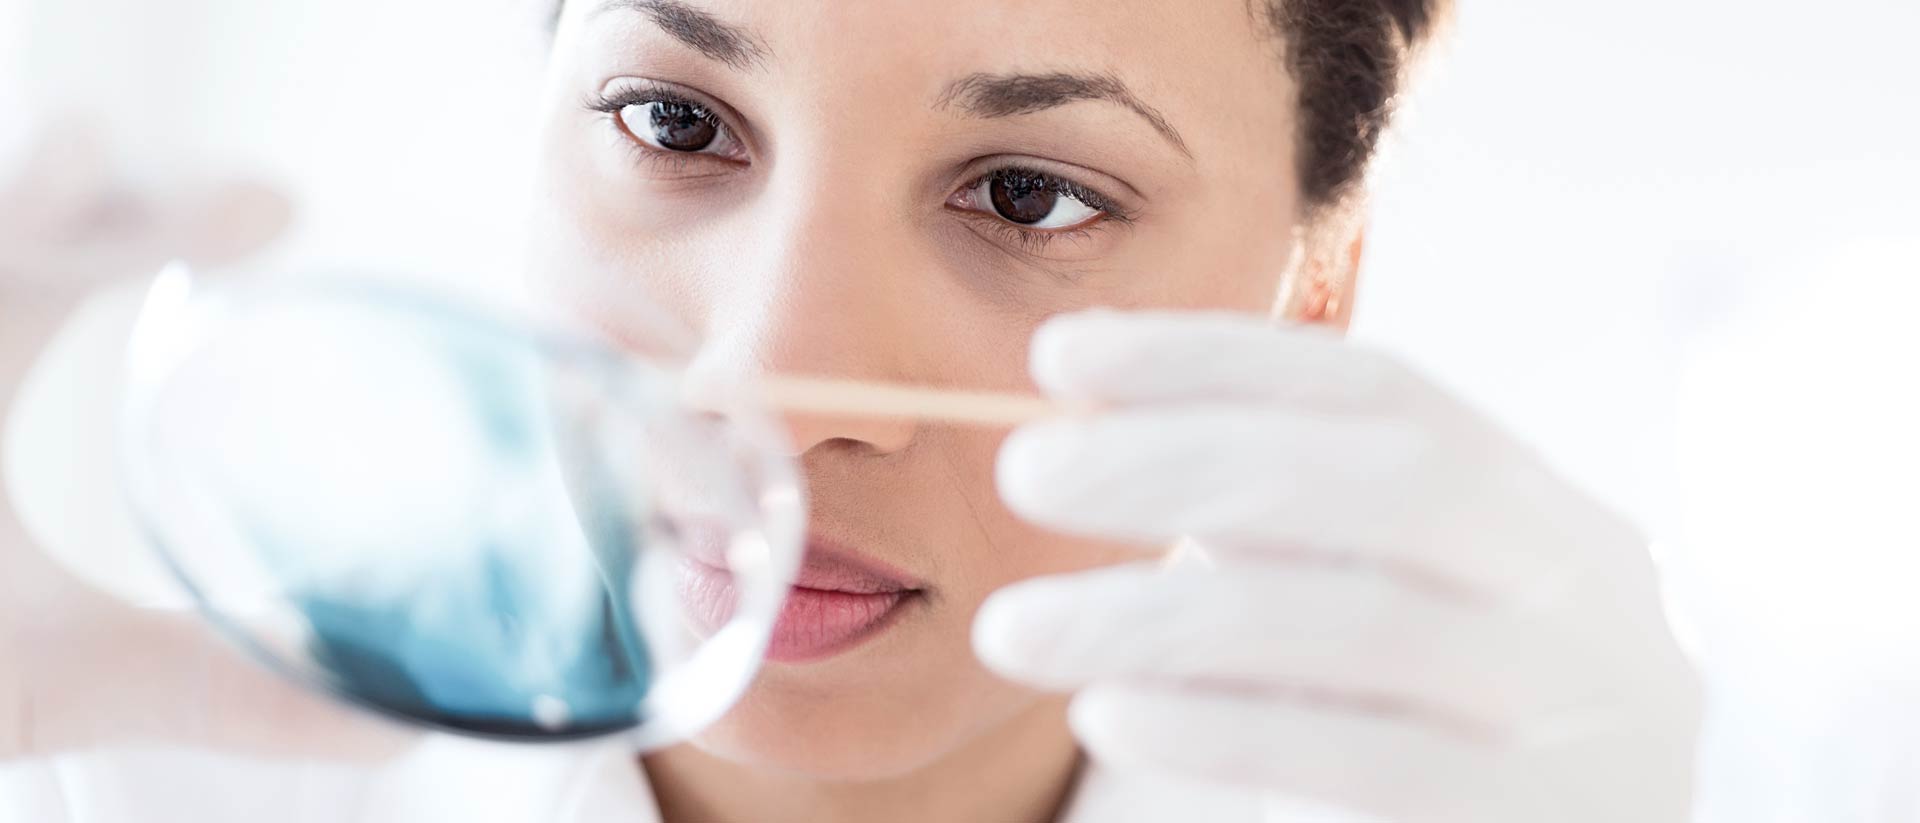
[{"x1": 559, "y1": 0, "x2": 1299, "y2": 170}]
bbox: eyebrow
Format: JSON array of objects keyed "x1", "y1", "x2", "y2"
[
  {"x1": 593, "y1": 0, "x2": 768, "y2": 70},
  {"x1": 936, "y1": 72, "x2": 1192, "y2": 159}
]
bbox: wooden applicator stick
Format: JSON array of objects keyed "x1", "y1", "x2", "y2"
[{"x1": 686, "y1": 372, "x2": 1068, "y2": 428}]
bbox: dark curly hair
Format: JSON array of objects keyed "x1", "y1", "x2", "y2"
[{"x1": 1266, "y1": 0, "x2": 1448, "y2": 211}]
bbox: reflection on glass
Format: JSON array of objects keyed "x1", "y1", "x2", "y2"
[{"x1": 119, "y1": 266, "x2": 803, "y2": 745}]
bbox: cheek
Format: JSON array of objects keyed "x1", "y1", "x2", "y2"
[
  {"x1": 930, "y1": 428, "x2": 1152, "y2": 601},
  {"x1": 525, "y1": 134, "x2": 725, "y2": 355},
  {"x1": 978, "y1": 507, "x2": 1150, "y2": 587},
  {"x1": 1112, "y1": 204, "x2": 1299, "y2": 314}
]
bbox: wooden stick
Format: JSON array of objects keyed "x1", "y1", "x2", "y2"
[{"x1": 686, "y1": 372, "x2": 1069, "y2": 428}]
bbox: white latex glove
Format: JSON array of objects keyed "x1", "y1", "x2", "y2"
[{"x1": 976, "y1": 310, "x2": 1702, "y2": 823}]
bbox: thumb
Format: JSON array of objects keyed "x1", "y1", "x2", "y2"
[
  {"x1": 161, "y1": 178, "x2": 294, "y2": 267},
  {"x1": 1, "y1": 123, "x2": 293, "y2": 291}
]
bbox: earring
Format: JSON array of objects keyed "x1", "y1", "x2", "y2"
[{"x1": 1299, "y1": 276, "x2": 1341, "y2": 323}]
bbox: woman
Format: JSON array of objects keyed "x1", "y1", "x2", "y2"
[{"x1": 1, "y1": 0, "x2": 1701, "y2": 820}]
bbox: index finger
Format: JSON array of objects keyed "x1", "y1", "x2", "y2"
[{"x1": 1029, "y1": 309, "x2": 1420, "y2": 412}]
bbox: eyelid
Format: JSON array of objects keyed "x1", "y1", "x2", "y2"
[
  {"x1": 952, "y1": 157, "x2": 1141, "y2": 222},
  {"x1": 953, "y1": 167, "x2": 1136, "y2": 229},
  {"x1": 945, "y1": 174, "x2": 1135, "y2": 264},
  {"x1": 586, "y1": 77, "x2": 758, "y2": 157},
  {"x1": 956, "y1": 208, "x2": 1125, "y2": 262},
  {"x1": 957, "y1": 151, "x2": 1143, "y2": 198}
]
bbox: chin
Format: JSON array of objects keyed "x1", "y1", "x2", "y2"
[{"x1": 689, "y1": 635, "x2": 1038, "y2": 781}]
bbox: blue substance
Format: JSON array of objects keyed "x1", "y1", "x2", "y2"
[
  {"x1": 289, "y1": 534, "x2": 650, "y2": 738},
  {"x1": 237, "y1": 303, "x2": 656, "y2": 739}
]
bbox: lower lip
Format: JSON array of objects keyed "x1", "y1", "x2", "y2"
[{"x1": 678, "y1": 560, "x2": 916, "y2": 663}]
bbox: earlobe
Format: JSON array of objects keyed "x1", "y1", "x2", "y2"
[
  {"x1": 1278, "y1": 224, "x2": 1364, "y2": 332},
  {"x1": 1296, "y1": 276, "x2": 1340, "y2": 327},
  {"x1": 1330, "y1": 228, "x2": 1365, "y2": 330}
]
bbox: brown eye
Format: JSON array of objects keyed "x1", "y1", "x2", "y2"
[
  {"x1": 989, "y1": 175, "x2": 1059, "y2": 225},
  {"x1": 951, "y1": 170, "x2": 1104, "y2": 231},
  {"x1": 616, "y1": 100, "x2": 741, "y2": 158},
  {"x1": 646, "y1": 102, "x2": 717, "y2": 151}
]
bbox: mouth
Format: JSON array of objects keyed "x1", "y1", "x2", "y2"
[{"x1": 678, "y1": 533, "x2": 925, "y2": 664}]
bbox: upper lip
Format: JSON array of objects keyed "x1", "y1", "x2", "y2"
[
  {"x1": 795, "y1": 535, "x2": 923, "y2": 595},
  {"x1": 679, "y1": 522, "x2": 922, "y2": 595}
]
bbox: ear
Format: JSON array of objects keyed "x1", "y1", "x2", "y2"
[{"x1": 1276, "y1": 218, "x2": 1366, "y2": 332}]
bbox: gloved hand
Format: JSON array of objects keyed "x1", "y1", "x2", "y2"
[
  {"x1": 976, "y1": 309, "x2": 1702, "y2": 823},
  {"x1": 0, "y1": 121, "x2": 288, "y2": 293},
  {"x1": 0, "y1": 119, "x2": 407, "y2": 761}
]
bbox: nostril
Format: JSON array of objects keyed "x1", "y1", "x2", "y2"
[{"x1": 778, "y1": 409, "x2": 919, "y2": 459}]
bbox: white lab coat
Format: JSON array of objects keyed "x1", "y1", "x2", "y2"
[{"x1": 0, "y1": 736, "x2": 1340, "y2": 822}]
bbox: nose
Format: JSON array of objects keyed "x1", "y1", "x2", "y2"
[{"x1": 681, "y1": 184, "x2": 920, "y2": 458}]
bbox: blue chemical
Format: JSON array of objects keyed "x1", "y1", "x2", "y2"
[{"x1": 207, "y1": 294, "x2": 660, "y2": 740}]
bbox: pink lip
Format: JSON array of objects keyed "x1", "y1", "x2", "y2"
[{"x1": 677, "y1": 534, "x2": 923, "y2": 664}]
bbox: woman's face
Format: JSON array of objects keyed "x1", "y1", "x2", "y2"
[{"x1": 530, "y1": 0, "x2": 1322, "y2": 779}]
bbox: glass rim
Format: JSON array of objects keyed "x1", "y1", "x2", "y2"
[{"x1": 116, "y1": 262, "x2": 806, "y2": 745}]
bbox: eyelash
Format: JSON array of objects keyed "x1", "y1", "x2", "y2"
[
  {"x1": 953, "y1": 167, "x2": 1133, "y2": 251},
  {"x1": 583, "y1": 87, "x2": 1133, "y2": 250},
  {"x1": 584, "y1": 85, "x2": 741, "y2": 168}
]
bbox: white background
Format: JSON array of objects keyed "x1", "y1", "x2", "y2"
[{"x1": 6, "y1": 0, "x2": 1920, "y2": 820}]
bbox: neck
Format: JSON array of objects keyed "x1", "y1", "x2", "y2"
[{"x1": 643, "y1": 696, "x2": 1083, "y2": 823}]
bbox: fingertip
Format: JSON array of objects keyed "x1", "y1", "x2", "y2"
[
  {"x1": 1067, "y1": 684, "x2": 1148, "y2": 765},
  {"x1": 181, "y1": 180, "x2": 292, "y2": 264},
  {"x1": 1066, "y1": 682, "x2": 1118, "y2": 731},
  {"x1": 1029, "y1": 308, "x2": 1124, "y2": 397},
  {"x1": 971, "y1": 581, "x2": 1079, "y2": 688},
  {"x1": 993, "y1": 420, "x2": 1078, "y2": 522},
  {"x1": 970, "y1": 586, "x2": 1032, "y2": 677}
]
